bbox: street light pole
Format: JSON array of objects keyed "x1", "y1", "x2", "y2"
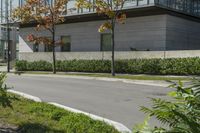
[
  {"x1": 6, "y1": 0, "x2": 10, "y2": 72},
  {"x1": 1, "y1": 0, "x2": 3, "y2": 23}
]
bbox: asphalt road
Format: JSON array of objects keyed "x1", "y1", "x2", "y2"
[{"x1": 6, "y1": 74, "x2": 171, "y2": 129}]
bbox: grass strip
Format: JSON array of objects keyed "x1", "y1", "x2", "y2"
[{"x1": 0, "y1": 93, "x2": 119, "y2": 133}]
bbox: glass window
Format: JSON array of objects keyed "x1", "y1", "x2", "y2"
[
  {"x1": 124, "y1": 0, "x2": 137, "y2": 8},
  {"x1": 155, "y1": 0, "x2": 200, "y2": 16},
  {"x1": 138, "y1": 0, "x2": 148, "y2": 6},
  {"x1": 149, "y1": 0, "x2": 154, "y2": 4},
  {"x1": 0, "y1": 40, "x2": 5, "y2": 58},
  {"x1": 67, "y1": 0, "x2": 77, "y2": 14},
  {"x1": 33, "y1": 43, "x2": 39, "y2": 52},
  {"x1": 61, "y1": 36, "x2": 71, "y2": 52},
  {"x1": 45, "y1": 44, "x2": 53, "y2": 52},
  {"x1": 101, "y1": 33, "x2": 112, "y2": 51},
  {"x1": 43, "y1": 37, "x2": 53, "y2": 52}
]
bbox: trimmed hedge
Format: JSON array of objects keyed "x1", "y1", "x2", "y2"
[{"x1": 15, "y1": 57, "x2": 200, "y2": 75}]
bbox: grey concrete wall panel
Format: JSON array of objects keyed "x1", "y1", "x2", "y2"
[
  {"x1": 19, "y1": 14, "x2": 200, "y2": 53},
  {"x1": 19, "y1": 15, "x2": 167, "y2": 52},
  {"x1": 19, "y1": 50, "x2": 200, "y2": 62},
  {"x1": 166, "y1": 15, "x2": 200, "y2": 50}
]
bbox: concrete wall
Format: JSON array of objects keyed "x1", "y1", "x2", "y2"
[
  {"x1": 166, "y1": 15, "x2": 200, "y2": 50},
  {"x1": 19, "y1": 50, "x2": 200, "y2": 62},
  {"x1": 19, "y1": 14, "x2": 200, "y2": 53},
  {"x1": 19, "y1": 14, "x2": 167, "y2": 52}
]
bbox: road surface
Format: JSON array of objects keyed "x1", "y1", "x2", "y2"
[{"x1": 6, "y1": 74, "x2": 171, "y2": 129}]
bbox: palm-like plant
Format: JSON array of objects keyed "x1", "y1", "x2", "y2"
[
  {"x1": 133, "y1": 80, "x2": 200, "y2": 133},
  {"x1": 0, "y1": 73, "x2": 12, "y2": 107}
]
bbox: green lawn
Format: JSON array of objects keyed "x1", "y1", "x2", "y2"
[
  {"x1": 15, "y1": 71, "x2": 192, "y2": 81},
  {"x1": 0, "y1": 93, "x2": 119, "y2": 133}
]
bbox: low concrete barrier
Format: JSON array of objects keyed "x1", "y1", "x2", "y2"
[{"x1": 19, "y1": 50, "x2": 200, "y2": 62}]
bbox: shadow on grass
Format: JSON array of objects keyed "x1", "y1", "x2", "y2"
[
  {"x1": 17, "y1": 123, "x2": 65, "y2": 133},
  {"x1": 1, "y1": 89, "x2": 19, "y2": 108}
]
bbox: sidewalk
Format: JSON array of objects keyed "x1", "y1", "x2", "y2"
[
  {"x1": 14, "y1": 71, "x2": 194, "y2": 77},
  {"x1": 0, "y1": 66, "x2": 15, "y2": 72},
  {"x1": 0, "y1": 66, "x2": 7, "y2": 72},
  {"x1": 8, "y1": 72, "x2": 186, "y2": 87}
]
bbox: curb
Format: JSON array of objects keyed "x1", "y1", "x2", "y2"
[
  {"x1": 96, "y1": 77, "x2": 169, "y2": 87},
  {"x1": 8, "y1": 89, "x2": 131, "y2": 133},
  {"x1": 49, "y1": 102, "x2": 132, "y2": 133},
  {"x1": 7, "y1": 90, "x2": 42, "y2": 102}
]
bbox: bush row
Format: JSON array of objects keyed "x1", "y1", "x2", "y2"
[{"x1": 15, "y1": 57, "x2": 200, "y2": 75}]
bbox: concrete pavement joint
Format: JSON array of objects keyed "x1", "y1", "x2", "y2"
[{"x1": 7, "y1": 89, "x2": 131, "y2": 133}]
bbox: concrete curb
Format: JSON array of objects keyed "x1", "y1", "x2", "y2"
[
  {"x1": 49, "y1": 102, "x2": 132, "y2": 133},
  {"x1": 9, "y1": 73, "x2": 170, "y2": 87},
  {"x1": 7, "y1": 90, "x2": 42, "y2": 102},
  {"x1": 96, "y1": 77, "x2": 170, "y2": 87},
  {"x1": 8, "y1": 89, "x2": 131, "y2": 133}
]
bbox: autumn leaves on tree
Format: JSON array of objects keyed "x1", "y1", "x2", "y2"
[
  {"x1": 76, "y1": 0, "x2": 126, "y2": 76},
  {"x1": 13, "y1": 0, "x2": 126, "y2": 75},
  {"x1": 12, "y1": 0, "x2": 68, "y2": 74}
]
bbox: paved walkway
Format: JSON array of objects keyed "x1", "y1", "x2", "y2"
[{"x1": 0, "y1": 66, "x2": 7, "y2": 72}]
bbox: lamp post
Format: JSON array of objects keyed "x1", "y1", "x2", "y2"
[
  {"x1": 5, "y1": 0, "x2": 10, "y2": 72},
  {"x1": 1, "y1": 0, "x2": 3, "y2": 23}
]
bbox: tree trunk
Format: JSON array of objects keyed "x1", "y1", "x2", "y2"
[
  {"x1": 52, "y1": 25, "x2": 56, "y2": 74},
  {"x1": 111, "y1": 19, "x2": 115, "y2": 76}
]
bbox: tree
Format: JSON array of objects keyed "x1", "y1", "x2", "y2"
[
  {"x1": 12, "y1": 0, "x2": 68, "y2": 74},
  {"x1": 76, "y1": 0, "x2": 126, "y2": 76}
]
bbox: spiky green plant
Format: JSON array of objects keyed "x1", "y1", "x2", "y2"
[
  {"x1": 134, "y1": 80, "x2": 200, "y2": 133},
  {"x1": 0, "y1": 73, "x2": 13, "y2": 107}
]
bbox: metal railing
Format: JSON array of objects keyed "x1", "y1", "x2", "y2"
[
  {"x1": 155, "y1": 0, "x2": 200, "y2": 17},
  {"x1": 0, "y1": 0, "x2": 199, "y2": 24}
]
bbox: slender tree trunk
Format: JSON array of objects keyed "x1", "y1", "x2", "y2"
[
  {"x1": 52, "y1": 25, "x2": 56, "y2": 74},
  {"x1": 111, "y1": 19, "x2": 115, "y2": 76}
]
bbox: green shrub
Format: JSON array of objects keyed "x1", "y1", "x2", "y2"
[
  {"x1": 15, "y1": 57, "x2": 200, "y2": 75},
  {"x1": 15, "y1": 60, "x2": 28, "y2": 71},
  {"x1": 133, "y1": 80, "x2": 200, "y2": 133},
  {"x1": 27, "y1": 61, "x2": 52, "y2": 71},
  {"x1": 0, "y1": 73, "x2": 13, "y2": 107}
]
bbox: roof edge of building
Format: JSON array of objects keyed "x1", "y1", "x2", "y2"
[{"x1": 19, "y1": 5, "x2": 200, "y2": 28}]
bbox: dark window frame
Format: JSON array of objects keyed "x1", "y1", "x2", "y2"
[
  {"x1": 100, "y1": 33, "x2": 112, "y2": 51},
  {"x1": 61, "y1": 36, "x2": 71, "y2": 52},
  {"x1": 44, "y1": 44, "x2": 53, "y2": 52},
  {"x1": 33, "y1": 43, "x2": 39, "y2": 52}
]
